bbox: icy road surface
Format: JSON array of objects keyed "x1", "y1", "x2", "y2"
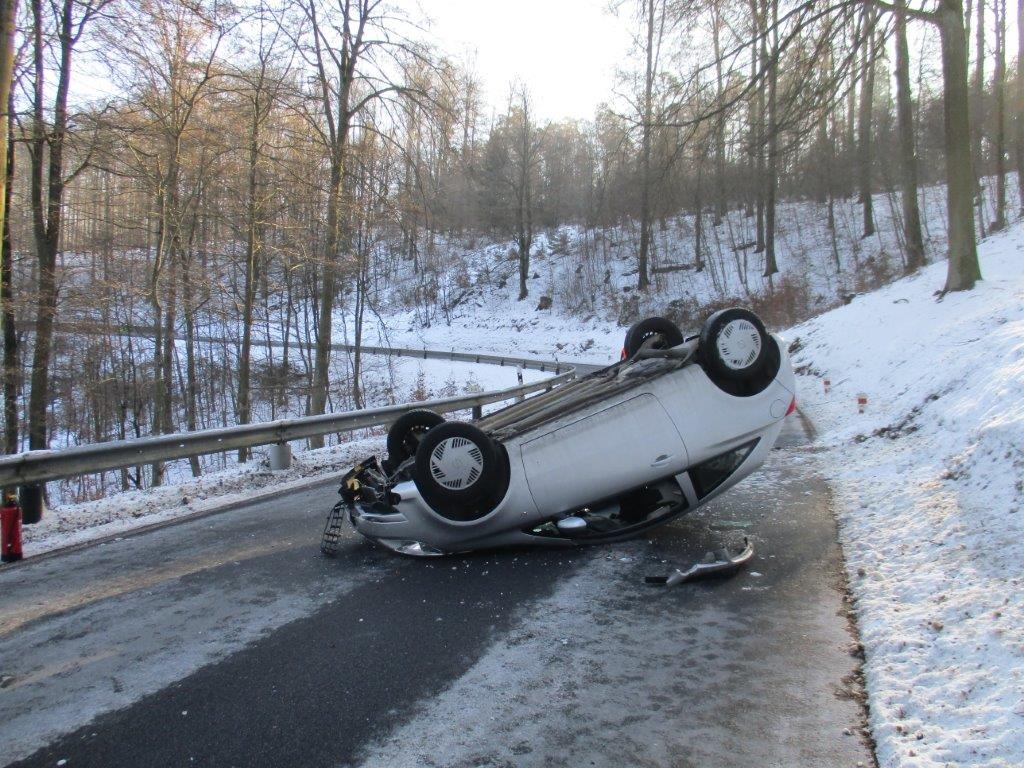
[{"x1": 0, "y1": 415, "x2": 872, "y2": 767}]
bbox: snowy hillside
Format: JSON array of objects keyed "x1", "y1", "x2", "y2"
[
  {"x1": 790, "y1": 224, "x2": 1024, "y2": 767},
  {"x1": 346, "y1": 182, "x2": 976, "y2": 365}
]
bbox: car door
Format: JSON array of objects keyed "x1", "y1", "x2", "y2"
[{"x1": 519, "y1": 393, "x2": 688, "y2": 514}]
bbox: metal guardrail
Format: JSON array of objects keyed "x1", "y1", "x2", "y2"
[
  {"x1": 0, "y1": 370, "x2": 577, "y2": 488},
  {"x1": 19, "y1": 321, "x2": 602, "y2": 375}
]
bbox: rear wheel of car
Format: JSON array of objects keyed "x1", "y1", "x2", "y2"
[
  {"x1": 387, "y1": 409, "x2": 445, "y2": 465},
  {"x1": 623, "y1": 316, "x2": 684, "y2": 359},
  {"x1": 413, "y1": 421, "x2": 499, "y2": 520},
  {"x1": 700, "y1": 308, "x2": 770, "y2": 381}
]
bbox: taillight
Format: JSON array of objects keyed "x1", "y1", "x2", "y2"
[{"x1": 785, "y1": 396, "x2": 797, "y2": 416}]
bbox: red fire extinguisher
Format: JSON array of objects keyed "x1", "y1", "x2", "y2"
[{"x1": 1, "y1": 490, "x2": 22, "y2": 563}]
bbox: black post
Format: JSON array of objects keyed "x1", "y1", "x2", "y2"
[{"x1": 19, "y1": 484, "x2": 44, "y2": 525}]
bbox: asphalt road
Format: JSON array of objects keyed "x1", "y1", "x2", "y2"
[{"x1": 0, "y1": 415, "x2": 872, "y2": 767}]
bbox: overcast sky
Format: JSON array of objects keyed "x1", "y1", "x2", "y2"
[{"x1": 413, "y1": 0, "x2": 635, "y2": 123}]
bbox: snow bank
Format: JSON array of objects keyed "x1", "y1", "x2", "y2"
[{"x1": 790, "y1": 226, "x2": 1024, "y2": 767}]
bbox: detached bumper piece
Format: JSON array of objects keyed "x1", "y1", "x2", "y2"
[{"x1": 644, "y1": 537, "x2": 754, "y2": 586}]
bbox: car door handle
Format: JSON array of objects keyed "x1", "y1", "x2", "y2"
[{"x1": 651, "y1": 454, "x2": 673, "y2": 467}]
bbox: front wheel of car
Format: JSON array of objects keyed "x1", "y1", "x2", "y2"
[
  {"x1": 413, "y1": 421, "x2": 499, "y2": 520},
  {"x1": 700, "y1": 308, "x2": 770, "y2": 381}
]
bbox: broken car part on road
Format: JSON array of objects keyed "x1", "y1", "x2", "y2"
[{"x1": 644, "y1": 537, "x2": 755, "y2": 586}]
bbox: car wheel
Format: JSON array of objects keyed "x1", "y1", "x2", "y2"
[
  {"x1": 413, "y1": 421, "x2": 499, "y2": 519},
  {"x1": 700, "y1": 308, "x2": 770, "y2": 381},
  {"x1": 623, "y1": 316, "x2": 684, "y2": 359},
  {"x1": 387, "y1": 409, "x2": 445, "y2": 465}
]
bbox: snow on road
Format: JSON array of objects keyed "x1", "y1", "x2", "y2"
[{"x1": 790, "y1": 226, "x2": 1024, "y2": 767}]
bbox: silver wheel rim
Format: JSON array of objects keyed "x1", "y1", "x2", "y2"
[
  {"x1": 716, "y1": 319, "x2": 762, "y2": 371},
  {"x1": 429, "y1": 436, "x2": 484, "y2": 491}
]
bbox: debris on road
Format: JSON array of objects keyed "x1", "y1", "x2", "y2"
[{"x1": 644, "y1": 537, "x2": 754, "y2": 586}]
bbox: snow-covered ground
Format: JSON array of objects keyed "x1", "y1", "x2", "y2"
[{"x1": 790, "y1": 226, "x2": 1024, "y2": 767}]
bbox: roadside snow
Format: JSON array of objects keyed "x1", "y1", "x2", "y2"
[{"x1": 790, "y1": 226, "x2": 1024, "y2": 767}]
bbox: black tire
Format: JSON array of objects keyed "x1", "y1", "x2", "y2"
[
  {"x1": 387, "y1": 409, "x2": 445, "y2": 465},
  {"x1": 623, "y1": 316, "x2": 684, "y2": 359},
  {"x1": 413, "y1": 421, "x2": 499, "y2": 519},
  {"x1": 699, "y1": 308, "x2": 770, "y2": 381}
]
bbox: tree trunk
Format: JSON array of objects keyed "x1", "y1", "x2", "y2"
[
  {"x1": 352, "y1": 268, "x2": 365, "y2": 410},
  {"x1": 27, "y1": 0, "x2": 73, "y2": 453},
  {"x1": 763, "y1": 0, "x2": 779, "y2": 280},
  {"x1": 182, "y1": 253, "x2": 200, "y2": 477},
  {"x1": 0, "y1": 0, "x2": 15, "y2": 284},
  {"x1": 515, "y1": 94, "x2": 534, "y2": 301},
  {"x1": 637, "y1": 0, "x2": 655, "y2": 291},
  {"x1": 858, "y1": 6, "x2": 877, "y2": 239},
  {"x1": 752, "y1": 0, "x2": 766, "y2": 253},
  {"x1": 895, "y1": 0, "x2": 926, "y2": 271},
  {"x1": 1016, "y1": 0, "x2": 1023, "y2": 215},
  {"x1": 308, "y1": 158, "x2": 342, "y2": 447},
  {"x1": 1, "y1": 96, "x2": 16, "y2": 455},
  {"x1": 150, "y1": 187, "x2": 168, "y2": 484},
  {"x1": 694, "y1": 161, "x2": 705, "y2": 271},
  {"x1": 972, "y1": 0, "x2": 986, "y2": 236},
  {"x1": 939, "y1": 0, "x2": 982, "y2": 291},
  {"x1": 991, "y1": 0, "x2": 1007, "y2": 230},
  {"x1": 845, "y1": 19, "x2": 859, "y2": 200},
  {"x1": 712, "y1": 0, "x2": 727, "y2": 227},
  {"x1": 517, "y1": 231, "x2": 530, "y2": 300},
  {"x1": 237, "y1": 125, "x2": 260, "y2": 461}
]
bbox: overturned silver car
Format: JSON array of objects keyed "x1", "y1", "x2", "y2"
[{"x1": 323, "y1": 308, "x2": 796, "y2": 557}]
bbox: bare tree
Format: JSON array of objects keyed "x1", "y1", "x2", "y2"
[
  {"x1": 857, "y1": 5, "x2": 877, "y2": 238},
  {"x1": 971, "y1": 0, "x2": 986, "y2": 236},
  {"x1": 636, "y1": 0, "x2": 660, "y2": 290},
  {"x1": 762, "y1": 0, "x2": 780, "y2": 280},
  {"x1": 874, "y1": 0, "x2": 980, "y2": 291},
  {"x1": 104, "y1": 0, "x2": 231, "y2": 483},
  {"x1": 510, "y1": 87, "x2": 538, "y2": 301},
  {"x1": 894, "y1": 0, "x2": 925, "y2": 269},
  {"x1": 990, "y1": 0, "x2": 1007, "y2": 230},
  {"x1": 0, "y1": 0, "x2": 18, "y2": 457},
  {"x1": 26, "y1": 0, "x2": 111, "y2": 454},
  {"x1": 232, "y1": 4, "x2": 291, "y2": 461},
  {"x1": 1016, "y1": 0, "x2": 1023, "y2": 215},
  {"x1": 293, "y1": 0, "x2": 432, "y2": 443},
  {"x1": 0, "y1": 0, "x2": 15, "y2": 264}
]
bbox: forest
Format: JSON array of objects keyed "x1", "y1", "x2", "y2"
[{"x1": 0, "y1": 0, "x2": 1016, "y2": 499}]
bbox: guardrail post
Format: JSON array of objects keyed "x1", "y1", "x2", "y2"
[
  {"x1": 472, "y1": 405, "x2": 482, "y2": 420},
  {"x1": 269, "y1": 442, "x2": 292, "y2": 471},
  {"x1": 19, "y1": 484, "x2": 45, "y2": 525}
]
